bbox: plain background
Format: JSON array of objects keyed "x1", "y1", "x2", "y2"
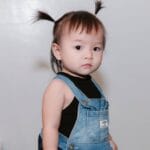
[{"x1": 0, "y1": 0, "x2": 150, "y2": 149}]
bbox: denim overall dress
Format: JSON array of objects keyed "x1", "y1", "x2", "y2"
[{"x1": 55, "y1": 74, "x2": 112, "y2": 150}]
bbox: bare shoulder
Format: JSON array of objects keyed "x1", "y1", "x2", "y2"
[
  {"x1": 42, "y1": 78, "x2": 75, "y2": 129},
  {"x1": 43, "y1": 79, "x2": 66, "y2": 108},
  {"x1": 43, "y1": 78, "x2": 74, "y2": 110},
  {"x1": 44, "y1": 78, "x2": 66, "y2": 95}
]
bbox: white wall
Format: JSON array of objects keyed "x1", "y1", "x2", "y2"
[{"x1": 0, "y1": 0, "x2": 150, "y2": 149}]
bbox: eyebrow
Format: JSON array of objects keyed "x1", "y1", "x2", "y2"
[{"x1": 73, "y1": 39, "x2": 103, "y2": 44}]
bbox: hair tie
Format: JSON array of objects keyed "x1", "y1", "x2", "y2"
[{"x1": 95, "y1": 0, "x2": 104, "y2": 15}]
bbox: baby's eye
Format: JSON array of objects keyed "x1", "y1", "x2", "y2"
[
  {"x1": 75, "y1": 45, "x2": 82, "y2": 50},
  {"x1": 93, "y1": 47, "x2": 103, "y2": 52}
]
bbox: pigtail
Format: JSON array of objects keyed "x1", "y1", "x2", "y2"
[
  {"x1": 95, "y1": 0, "x2": 104, "y2": 15},
  {"x1": 33, "y1": 11, "x2": 55, "y2": 23}
]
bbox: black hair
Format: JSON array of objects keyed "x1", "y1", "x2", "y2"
[{"x1": 34, "y1": 1, "x2": 106, "y2": 73}]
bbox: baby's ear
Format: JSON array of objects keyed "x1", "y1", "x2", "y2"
[{"x1": 52, "y1": 43, "x2": 62, "y2": 60}]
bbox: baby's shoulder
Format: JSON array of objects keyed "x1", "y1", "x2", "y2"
[
  {"x1": 43, "y1": 78, "x2": 74, "y2": 109},
  {"x1": 42, "y1": 79, "x2": 67, "y2": 107},
  {"x1": 44, "y1": 77, "x2": 74, "y2": 98},
  {"x1": 44, "y1": 78, "x2": 66, "y2": 95}
]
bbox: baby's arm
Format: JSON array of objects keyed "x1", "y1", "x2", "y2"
[{"x1": 42, "y1": 79, "x2": 67, "y2": 150}]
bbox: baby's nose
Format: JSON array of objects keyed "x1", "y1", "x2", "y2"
[{"x1": 84, "y1": 49, "x2": 93, "y2": 59}]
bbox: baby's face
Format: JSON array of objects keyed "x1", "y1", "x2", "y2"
[{"x1": 55, "y1": 26, "x2": 104, "y2": 77}]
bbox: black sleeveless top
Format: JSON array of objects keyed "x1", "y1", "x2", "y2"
[{"x1": 58, "y1": 72, "x2": 102, "y2": 137}]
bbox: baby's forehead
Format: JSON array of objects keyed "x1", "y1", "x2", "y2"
[
  {"x1": 61, "y1": 26, "x2": 104, "y2": 43},
  {"x1": 63, "y1": 23, "x2": 103, "y2": 35}
]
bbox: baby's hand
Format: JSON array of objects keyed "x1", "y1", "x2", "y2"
[
  {"x1": 109, "y1": 134, "x2": 118, "y2": 150},
  {"x1": 109, "y1": 139, "x2": 118, "y2": 150}
]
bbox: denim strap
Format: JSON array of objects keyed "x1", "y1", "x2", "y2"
[{"x1": 54, "y1": 74, "x2": 92, "y2": 108}]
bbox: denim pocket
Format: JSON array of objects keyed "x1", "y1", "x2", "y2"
[{"x1": 86, "y1": 110, "x2": 109, "y2": 142}]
